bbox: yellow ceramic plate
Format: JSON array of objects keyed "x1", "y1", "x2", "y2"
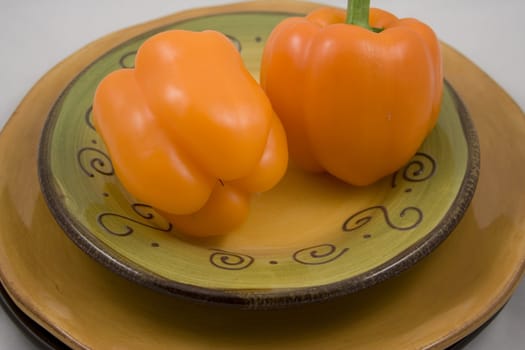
[
  {"x1": 37, "y1": 7, "x2": 478, "y2": 309},
  {"x1": 1, "y1": 2, "x2": 525, "y2": 349}
]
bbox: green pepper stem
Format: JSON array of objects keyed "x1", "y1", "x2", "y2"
[{"x1": 346, "y1": 0, "x2": 381, "y2": 32}]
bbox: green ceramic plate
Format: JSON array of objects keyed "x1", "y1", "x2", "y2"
[{"x1": 38, "y1": 10, "x2": 479, "y2": 309}]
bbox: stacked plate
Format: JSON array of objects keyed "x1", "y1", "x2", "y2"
[{"x1": 1, "y1": 2, "x2": 524, "y2": 349}]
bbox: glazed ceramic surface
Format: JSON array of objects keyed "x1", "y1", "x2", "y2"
[
  {"x1": 38, "y1": 11, "x2": 478, "y2": 307},
  {"x1": 1, "y1": 2, "x2": 524, "y2": 350}
]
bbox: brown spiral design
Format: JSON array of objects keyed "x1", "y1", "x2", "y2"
[
  {"x1": 85, "y1": 105, "x2": 95, "y2": 130},
  {"x1": 391, "y1": 152, "x2": 436, "y2": 188},
  {"x1": 97, "y1": 204, "x2": 172, "y2": 236},
  {"x1": 77, "y1": 147, "x2": 114, "y2": 177},
  {"x1": 209, "y1": 249, "x2": 254, "y2": 270},
  {"x1": 119, "y1": 51, "x2": 137, "y2": 68},
  {"x1": 293, "y1": 244, "x2": 349, "y2": 265},
  {"x1": 342, "y1": 206, "x2": 423, "y2": 232}
]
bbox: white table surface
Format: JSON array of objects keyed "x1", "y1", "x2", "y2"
[{"x1": 1, "y1": 1, "x2": 524, "y2": 349}]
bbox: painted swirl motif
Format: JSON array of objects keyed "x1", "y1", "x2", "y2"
[
  {"x1": 391, "y1": 152, "x2": 436, "y2": 188},
  {"x1": 342, "y1": 206, "x2": 423, "y2": 232},
  {"x1": 97, "y1": 204, "x2": 172, "y2": 236},
  {"x1": 85, "y1": 105, "x2": 95, "y2": 130},
  {"x1": 77, "y1": 147, "x2": 114, "y2": 177},
  {"x1": 293, "y1": 244, "x2": 349, "y2": 265},
  {"x1": 119, "y1": 51, "x2": 136, "y2": 68},
  {"x1": 210, "y1": 249, "x2": 254, "y2": 270}
]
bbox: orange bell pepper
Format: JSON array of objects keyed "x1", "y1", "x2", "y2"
[
  {"x1": 260, "y1": 0, "x2": 443, "y2": 186},
  {"x1": 93, "y1": 30, "x2": 288, "y2": 237}
]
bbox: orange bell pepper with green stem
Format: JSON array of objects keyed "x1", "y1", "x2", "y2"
[
  {"x1": 261, "y1": 0, "x2": 443, "y2": 186},
  {"x1": 93, "y1": 30, "x2": 288, "y2": 237}
]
